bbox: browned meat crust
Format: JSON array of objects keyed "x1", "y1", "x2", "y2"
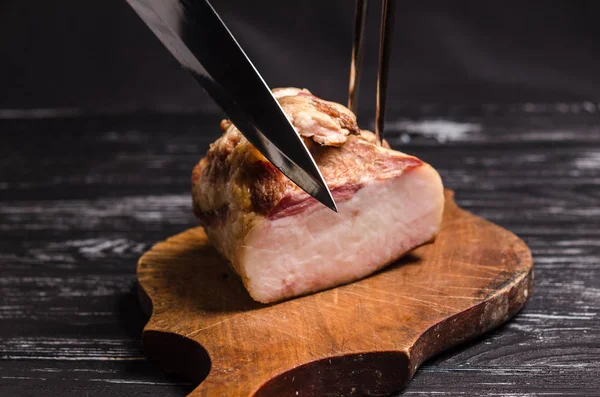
[{"x1": 191, "y1": 88, "x2": 421, "y2": 227}]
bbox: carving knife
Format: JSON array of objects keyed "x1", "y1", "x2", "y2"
[{"x1": 125, "y1": 0, "x2": 337, "y2": 211}]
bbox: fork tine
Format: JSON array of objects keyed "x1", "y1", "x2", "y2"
[
  {"x1": 375, "y1": 0, "x2": 396, "y2": 144},
  {"x1": 348, "y1": 0, "x2": 369, "y2": 114}
]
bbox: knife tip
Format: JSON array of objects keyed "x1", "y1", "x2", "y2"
[{"x1": 316, "y1": 187, "x2": 338, "y2": 213}]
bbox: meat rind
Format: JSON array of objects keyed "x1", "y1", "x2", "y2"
[{"x1": 192, "y1": 88, "x2": 445, "y2": 303}]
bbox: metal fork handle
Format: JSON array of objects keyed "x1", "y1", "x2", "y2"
[
  {"x1": 348, "y1": 0, "x2": 369, "y2": 114},
  {"x1": 347, "y1": 0, "x2": 397, "y2": 145},
  {"x1": 375, "y1": 0, "x2": 396, "y2": 144}
]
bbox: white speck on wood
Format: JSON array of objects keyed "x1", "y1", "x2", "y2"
[
  {"x1": 573, "y1": 151, "x2": 600, "y2": 170},
  {"x1": 384, "y1": 119, "x2": 482, "y2": 143}
]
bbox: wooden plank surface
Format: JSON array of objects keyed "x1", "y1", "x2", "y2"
[{"x1": 1, "y1": 104, "x2": 599, "y2": 396}]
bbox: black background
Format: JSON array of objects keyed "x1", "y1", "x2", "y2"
[
  {"x1": 1, "y1": 2, "x2": 600, "y2": 396},
  {"x1": 2, "y1": 0, "x2": 600, "y2": 112}
]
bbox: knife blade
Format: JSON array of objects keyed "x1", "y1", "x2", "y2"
[{"x1": 125, "y1": 0, "x2": 337, "y2": 211}]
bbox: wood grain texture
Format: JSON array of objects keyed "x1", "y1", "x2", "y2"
[
  {"x1": 137, "y1": 190, "x2": 533, "y2": 396},
  {"x1": 0, "y1": 105, "x2": 599, "y2": 396}
]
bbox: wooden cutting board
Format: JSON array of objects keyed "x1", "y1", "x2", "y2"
[{"x1": 137, "y1": 190, "x2": 533, "y2": 396}]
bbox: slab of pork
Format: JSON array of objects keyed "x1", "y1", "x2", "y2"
[{"x1": 192, "y1": 88, "x2": 444, "y2": 303}]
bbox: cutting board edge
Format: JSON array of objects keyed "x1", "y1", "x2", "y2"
[
  {"x1": 404, "y1": 205, "x2": 535, "y2": 376},
  {"x1": 408, "y1": 265, "x2": 533, "y2": 377},
  {"x1": 248, "y1": 255, "x2": 534, "y2": 396},
  {"x1": 135, "y1": 266, "x2": 534, "y2": 396},
  {"x1": 134, "y1": 190, "x2": 535, "y2": 396}
]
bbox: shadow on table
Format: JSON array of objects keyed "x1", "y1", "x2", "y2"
[{"x1": 117, "y1": 282, "x2": 196, "y2": 396}]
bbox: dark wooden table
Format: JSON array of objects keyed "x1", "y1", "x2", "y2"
[{"x1": 1, "y1": 103, "x2": 599, "y2": 396}]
